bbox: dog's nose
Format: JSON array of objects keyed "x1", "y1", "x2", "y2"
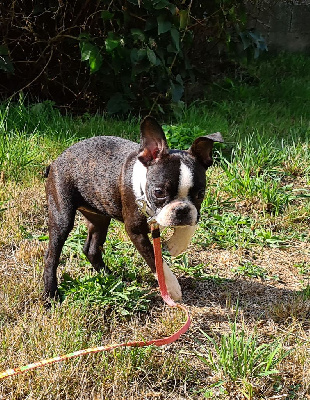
[{"x1": 175, "y1": 205, "x2": 190, "y2": 220}]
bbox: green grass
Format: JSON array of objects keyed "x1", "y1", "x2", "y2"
[
  {"x1": 57, "y1": 223, "x2": 153, "y2": 316},
  {"x1": 0, "y1": 98, "x2": 140, "y2": 181},
  {"x1": 58, "y1": 272, "x2": 151, "y2": 316},
  {"x1": 0, "y1": 53, "x2": 310, "y2": 399},
  {"x1": 233, "y1": 262, "x2": 268, "y2": 280},
  {"x1": 197, "y1": 317, "x2": 290, "y2": 399}
]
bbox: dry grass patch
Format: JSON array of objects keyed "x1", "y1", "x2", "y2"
[
  {"x1": 0, "y1": 176, "x2": 309, "y2": 399},
  {"x1": 0, "y1": 178, "x2": 46, "y2": 246}
]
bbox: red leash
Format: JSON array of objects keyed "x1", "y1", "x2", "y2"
[{"x1": 0, "y1": 223, "x2": 190, "y2": 380}]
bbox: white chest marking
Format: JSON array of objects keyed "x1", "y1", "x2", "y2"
[
  {"x1": 132, "y1": 159, "x2": 147, "y2": 199},
  {"x1": 178, "y1": 162, "x2": 193, "y2": 199}
]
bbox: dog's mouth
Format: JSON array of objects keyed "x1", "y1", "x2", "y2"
[
  {"x1": 136, "y1": 196, "x2": 199, "y2": 227},
  {"x1": 154, "y1": 200, "x2": 198, "y2": 227}
]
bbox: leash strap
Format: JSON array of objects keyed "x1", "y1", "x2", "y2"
[{"x1": 0, "y1": 224, "x2": 191, "y2": 380}]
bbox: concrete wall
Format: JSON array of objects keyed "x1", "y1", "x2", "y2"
[{"x1": 248, "y1": 2, "x2": 310, "y2": 53}]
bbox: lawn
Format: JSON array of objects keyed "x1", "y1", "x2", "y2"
[{"x1": 0, "y1": 53, "x2": 309, "y2": 399}]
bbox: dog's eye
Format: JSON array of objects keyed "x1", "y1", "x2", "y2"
[{"x1": 154, "y1": 188, "x2": 166, "y2": 199}]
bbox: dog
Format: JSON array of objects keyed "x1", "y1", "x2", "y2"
[{"x1": 43, "y1": 116, "x2": 223, "y2": 301}]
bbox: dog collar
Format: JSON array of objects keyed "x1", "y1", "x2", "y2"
[{"x1": 136, "y1": 196, "x2": 156, "y2": 223}]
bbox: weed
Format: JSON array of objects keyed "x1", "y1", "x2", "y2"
[
  {"x1": 234, "y1": 262, "x2": 268, "y2": 280},
  {"x1": 58, "y1": 221, "x2": 152, "y2": 315},
  {"x1": 196, "y1": 211, "x2": 254, "y2": 248},
  {"x1": 295, "y1": 262, "x2": 310, "y2": 294},
  {"x1": 300, "y1": 285, "x2": 310, "y2": 299},
  {"x1": 163, "y1": 123, "x2": 226, "y2": 152},
  {"x1": 62, "y1": 223, "x2": 88, "y2": 259},
  {"x1": 0, "y1": 131, "x2": 42, "y2": 181},
  {"x1": 197, "y1": 319, "x2": 290, "y2": 399},
  {"x1": 195, "y1": 206, "x2": 287, "y2": 249},
  {"x1": 58, "y1": 272, "x2": 152, "y2": 316},
  {"x1": 170, "y1": 253, "x2": 228, "y2": 283},
  {"x1": 295, "y1": 262, "x2": 310, "y2": 276},
  {"x1": 220, "y1": 153, "x2": 296, "y2": 215},
  {"x1": 163, "y1": 124, "x2": 200, "y2": 149}
]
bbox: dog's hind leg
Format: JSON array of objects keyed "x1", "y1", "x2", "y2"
[
  {"x1": 44, "y1": 199, "x2": 76, "y2": 300},
  {"x1": 79, "y1": 209, "x2": 111, "y2": 273}
]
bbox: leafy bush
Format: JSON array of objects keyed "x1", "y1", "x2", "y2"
[
  {"x1": 0, "y1": 1, "x2": 264, "y2": 113},
  {"x1": 78, "y1": 2, "x2": 193, "y2": 114}
]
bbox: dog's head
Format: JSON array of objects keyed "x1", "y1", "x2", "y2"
[{"x1": 133, "y1": 116, "x2": 223, "y2": 227}]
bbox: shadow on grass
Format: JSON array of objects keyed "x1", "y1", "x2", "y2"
[{"x1": 178, "y1": 275, "x2": 310, "y2": 324}]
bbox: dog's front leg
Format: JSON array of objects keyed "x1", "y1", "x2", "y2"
[{"x1": 125, "y1": 222, "x2": 182, "y2": 301}]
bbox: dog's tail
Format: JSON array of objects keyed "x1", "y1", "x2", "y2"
[{"x1": 44, "y1": 165, "x2": 51, "y2": 178}]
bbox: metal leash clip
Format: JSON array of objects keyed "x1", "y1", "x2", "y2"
[{"x1": 135, "y1": 196, "x2": 156, "y2": 224}]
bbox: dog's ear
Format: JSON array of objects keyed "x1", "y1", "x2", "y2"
[
  {"x1": 138, "y1": 116, "x2": 169, "y2": 166},
  {"x1": 189, "y1": 132, "x2": 224, "y2": 169}
]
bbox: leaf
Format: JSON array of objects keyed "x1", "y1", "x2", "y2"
[
  {"x1": 171, "y1": 81, "x2": 184, "y2": 102},
  {"x1": 131, "y1": 48, "x2": 147, "y2": 65},
  {"x1": 107, "y1": 93, "x2": 130, "y2": 114},
  {"x1": 157, "y1": 14, "x2": 172, "y2": 34},
  {"x1": 239, "y1": 32, "x2": 251, "y2": 50},
  {"x1": 137, "y1": 48, "x2": 147, "y2": 61},
  {"x1": 80, "y1": 41, "x2": 95, "y2": 61},
  {"x1": 179, "y1": 10, "x2": 189, "y2": 29},
  {"x1": 89, "y1": 48, "x2": 103, "y2": 73},
  {"x1": 0, "y1": 45, "x2": 9, "y2": 56},
  {"x1": 167, "y1": 3, "x2": 176, "y2": 14},
  {"x1": 80, "y1": 41, "x2": 103, "y2": 73},
  {"x1": 130, "y1": 48, "x2": 139, "y2": 64},
  {"x1": 175, "y1": 74, "x2": 183, "y2": 85},
  {"x1": 167, "y1": 44, "x2": 176, "y2": 54},
  {"x1": 131, "y1": 28, "x2": 145, "y2": 42},
  {"x1": 171, "y1": 27, "x2": 180, "y2": 51},
  {"x1": 145, "y1": 17, "x2": 157, "y2": 31},
  {"x1": 0, "y1": 55, "x2": 14, "y2": 73},
  {"x1": 37, "y1": 235, "x2": 49, "y2": 241},
  {"x1": 101, "y1": 10, "x2": 114, "y2": 21},
  {"x1": 147, "y1": 46, "x2": 157, "y2": 65},
  {"x1": 105, "y1": 37, "x2": 120, "y2": 52},
  {"x1": 78, "y1": 33, "x2": 91, "y2": 41},
  {"x1": 153, "y1": 0, "x2": 170, "y2": 10}
]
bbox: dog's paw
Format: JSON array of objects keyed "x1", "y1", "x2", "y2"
[{"x1": 155, "y1": 261, "x2": 182, "y2": 301}]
